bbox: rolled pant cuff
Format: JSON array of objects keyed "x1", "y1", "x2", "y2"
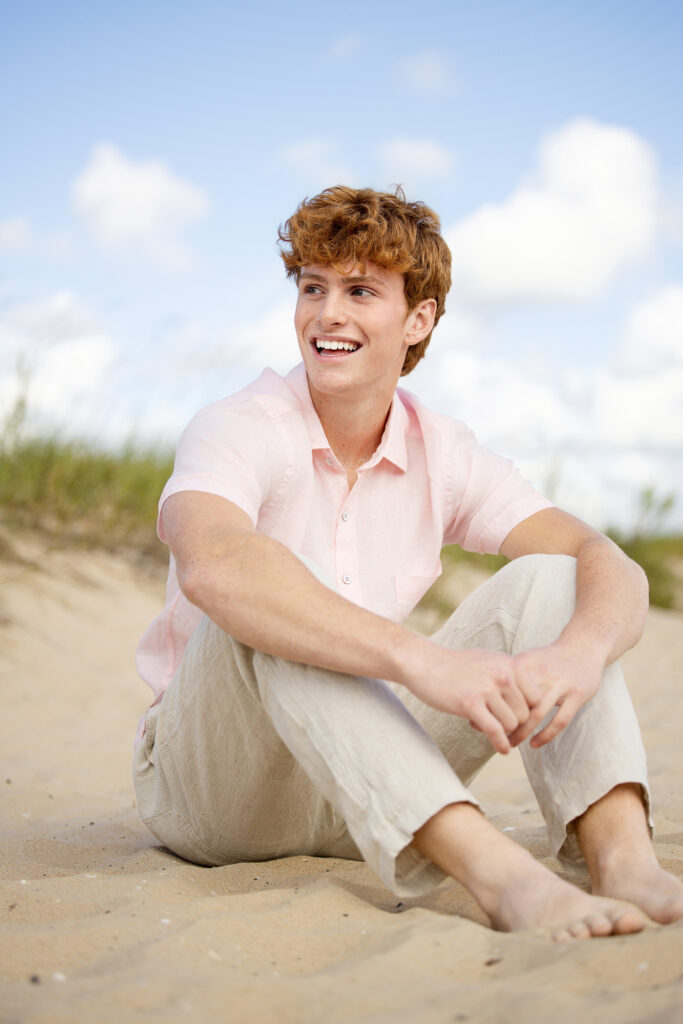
[
  {"x1": 372, "y1": 789, "x2": 481, "y2": 898},
  {"x1": 551, "y1": 776, "x2": 653, "y2": 870}
]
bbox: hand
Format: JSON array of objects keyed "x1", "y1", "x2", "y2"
[
  {"x1": 407, "y1": 647, "x2": 544, "y2": 755},
  {"x1": 507, "y1": 641, "x2": 605, "y2": 749}
]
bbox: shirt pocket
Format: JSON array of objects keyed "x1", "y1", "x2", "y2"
[{"x1": 394, "y1": 570, "x2": 441, "y2": 622}]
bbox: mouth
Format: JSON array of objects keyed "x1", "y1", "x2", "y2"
[{"x1": 312, "y1": 337, "x2": 361, "y2": 356}]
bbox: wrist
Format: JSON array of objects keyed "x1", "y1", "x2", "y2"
[
  {"x1": 386, "y1": 627, "x2": 439, "y2": 692},
  {"x1": 554, "y1": 623, "x2": 614, "y2": 666}
]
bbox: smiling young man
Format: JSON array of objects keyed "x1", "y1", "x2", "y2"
[{"x1": 134, "y1": 186, "x2": 683, "y2": 940}]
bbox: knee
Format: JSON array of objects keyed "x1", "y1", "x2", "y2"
[
  {"x1": 506, "y1": 552, "x2": 577, "y2": 589},
  {"x1": 499, "y1": 553, "x2": 578, "y2": 632}
]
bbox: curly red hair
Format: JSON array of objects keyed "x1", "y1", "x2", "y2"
[{"x1": 278, "y1": 185, "x2": 452, "y2": 375}]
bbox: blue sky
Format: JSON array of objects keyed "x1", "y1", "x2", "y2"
[{"x1": 2, "y1": 1, "x2": 682, "y2": 529}]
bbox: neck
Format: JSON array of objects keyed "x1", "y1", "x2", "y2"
[{"x1": 308, "y1": 381, "x2": 395, "y2": 479}]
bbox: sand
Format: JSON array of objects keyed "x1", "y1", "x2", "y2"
[{"x1": 1, "y1": 538, "x2": 682, "y2": 1023}]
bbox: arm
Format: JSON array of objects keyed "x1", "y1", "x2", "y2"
[
  {"x1": 499, "y1": 507, "x2": 649, "y2": 748},
  {"x1": 162, "y1": 490, "x2": 544, "y2": 754}
]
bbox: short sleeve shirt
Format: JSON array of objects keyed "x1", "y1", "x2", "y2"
[{"x1": 135, "y1": 363, "x2": 553, "y2": 701}]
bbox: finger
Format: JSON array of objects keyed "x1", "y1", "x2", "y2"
[
  {"x1": 530, "y1": 694, "x2": 582, "y2": 748},
  {"x1": 513, "y1": 672, "x2": 544, "y2": 710},
  {"x1": 469, "y1": 710, "x2": 511, "y2": 755},
  {"x1": 508, "y1": 689, "x2": 559, "y2": 746},
  {"x1": 486, "y1": 693, "x2": 522, "y2": 736},
  {"x1": 498, "y1": 680, "x2": 532, "y2": 725}
]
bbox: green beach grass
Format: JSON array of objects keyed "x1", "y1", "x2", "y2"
[{"x1": 1, "y1": 418, "x2": 681, "y2": 609}]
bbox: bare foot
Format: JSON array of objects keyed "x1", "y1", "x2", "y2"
[
  {"x1": 593, "y1": 857, "x2": 683, "y2": 925},
  {"x1": 412, "y1": 803, "x2": 649, "y2": 942},
  {"x1": 491, "y1": 860, "x2": 649, "y2": 941}
]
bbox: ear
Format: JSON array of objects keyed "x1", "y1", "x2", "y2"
[{"x1": 405, "y1": 298, "x2": 437, "y2": 346}]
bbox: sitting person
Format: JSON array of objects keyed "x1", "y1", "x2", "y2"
[{"x1": 134, "y1": 185, "x2": 683, "y2": 941}]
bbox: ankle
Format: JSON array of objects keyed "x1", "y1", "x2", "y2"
[
  {"x1": 412, "y1": 802, "x2": 545, "y2": 917},
  {"x1": 575, "y1": 783, "x2": 653, "y2": 884}
]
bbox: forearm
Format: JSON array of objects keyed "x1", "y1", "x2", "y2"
[
  {"x1": 179, "y1": 528, "x2": 433, "y2": 688},
  {"x1": 556, "y1": 535, "x2": 649, "y2": 665}
]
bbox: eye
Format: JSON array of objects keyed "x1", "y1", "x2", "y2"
[
  {"x1": 350, "y1": 286, "x2": 373, "y2": 297},
  {"x1": 301, "y1": 283, "x2": 322, "y2": 295}
]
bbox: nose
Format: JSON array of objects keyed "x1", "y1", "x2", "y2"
[{"x1": 318, "y1": 288, "x2": 347, "y2": 328}]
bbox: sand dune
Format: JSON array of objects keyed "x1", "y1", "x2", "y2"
[{"x1": 1, "y1": 540, "x2": 682, "y2": 1023}]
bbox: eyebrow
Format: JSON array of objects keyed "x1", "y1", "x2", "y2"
[{"x1": 300, "y1": 270, "x2": 386, "y2": 288}]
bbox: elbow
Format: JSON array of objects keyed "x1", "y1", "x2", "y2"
[
  {"x1": 177, "y1": 561, "x2": 210, "y2": 610},
  {"x1": 177, "y1": 551, "x2": 245, "y2": 629},
  {"x1": 624, "y1": 553, "x2": 650, "y2": 645},
  {"x1": 632, "y1": 555, "x2": 650, "y2": 612}
]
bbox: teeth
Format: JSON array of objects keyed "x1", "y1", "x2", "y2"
[{"x1": 315, "y1": 340, "x2": 359, "y2": 352}]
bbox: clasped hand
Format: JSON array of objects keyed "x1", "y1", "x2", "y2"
[{"x1": 413, "y1": 642, "x2": 604, "y2": 755}]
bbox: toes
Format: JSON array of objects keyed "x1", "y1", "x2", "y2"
[
  {"x1": 611, "y1": 907, "x2": 648, "y2": 935},
  {"x1": 567, "y1": 920, "x2": 593, "y2": 940},
  {"x1": 581, "y1": 913, "x2": 613, "y2": 938},
  {"x1": 657, "y1": 893, "x2": 683, "y2": 925},
  {"x1": 551, "y1": 905, "x2": 647, "y2": 943}
]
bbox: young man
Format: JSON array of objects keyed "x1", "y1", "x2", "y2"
[{"x1": 134, "y1": 186, "x2": 683, "y2": 941}]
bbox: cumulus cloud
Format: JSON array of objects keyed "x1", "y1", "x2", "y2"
[
  {"x1": 378, "y1": 138, "x2": 455, "y2": 181},
  {"x1": 435, "y1": 350, "x2": 585, "y2": 454},
  {"x1": 410, "y1": 272, "x2": 683, "y2": 529},
  {"x1": 586, "y1": 284, "x2": 683, "y2": 453},
  {"x1": 229, "y1": 300, "x2": 298, "y2": 373},
  {"x1": 279, "y1": 139, "x2": 353, "y2": 187},
  {"x1": 0, "y1": 217, "x2": 71, "y2": 258},
  {"x1": 71, "y1": 143, "x2": 209, "y2": 270},
  {"x1": 593, "y1": 367, "x2": 683, "y2": 450},
  {"x1": 447, "y1": 119, "x2": 658, "y2": 304},
  {"x1": 0, "y1": 292, "x2": 117, "y2": 436},
  {"x1": 398, "y1": 51, "x2": 457, "y2": 95},
  {"x1": 613, "y1": 284, "x2": 683, "y2": 375}
]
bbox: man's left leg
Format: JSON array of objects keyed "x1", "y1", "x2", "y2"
[
  {"x1": 404, "y1": 554, "x2": 682, "y2": 925},
  {"x1": 576, "y1": 783, "x2": 683, "y2": 924}
]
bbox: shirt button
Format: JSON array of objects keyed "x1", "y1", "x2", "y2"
[
  {"x1": 341, "y1": 574, "x2": 351, "y2": 585},
  {"x1": 326, "y1": 456, "x2": 333, "y2": 465},
  {"x1": 341, "y1": 511, "x2": 350, "y2": 522}
]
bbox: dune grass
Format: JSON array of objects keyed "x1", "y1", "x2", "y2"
[
  {"x1": 1, "y1": 422, "x2": 681, "y2": 607},
  {"x1": 0, "y1": 432, "x2": 173, "y2": 564}
]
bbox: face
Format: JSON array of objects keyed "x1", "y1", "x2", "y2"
[{"x1": 294, "y1": 262, "x2": 434, "y2": 405}]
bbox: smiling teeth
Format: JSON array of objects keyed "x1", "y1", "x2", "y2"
[{"x1": 316, "y1": 340, "x2": 359, "y2": 351}]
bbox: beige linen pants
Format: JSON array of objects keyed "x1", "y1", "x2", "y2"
[{"x1": 133, "y1": 554, "x2": 650, "y2": 897}]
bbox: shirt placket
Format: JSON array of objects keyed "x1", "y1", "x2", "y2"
[{"x1": 333, "y1": 475, "x2": 362, "y2": 608}]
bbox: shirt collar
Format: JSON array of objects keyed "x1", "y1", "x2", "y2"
[{"x1": 285, "y1": 362, "x2": 408, "y2": 473}]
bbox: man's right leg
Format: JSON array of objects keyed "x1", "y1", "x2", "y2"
[{"x1": 133, "y1": 614, "x2": 475, "y2": 894}]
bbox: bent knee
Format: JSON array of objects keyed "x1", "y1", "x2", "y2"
[
  {"x1": 509, "y1": 552, "x2": 577, "y2": 582},
  {"x1": 500, "y1": 553, "x2": 578, "y2": 619}
]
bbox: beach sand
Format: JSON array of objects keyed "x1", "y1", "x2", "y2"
[{"x1": 1, "y1": 538, "x2": 682, "y2": 1023}]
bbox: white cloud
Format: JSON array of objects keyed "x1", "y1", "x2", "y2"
[
  {"x1": 279, "y1": 139, "x2": 353, "y2": 187},
  {"x1": 0, "y1": 292, "x2": 117, "y2": 437},
  {"x1": 593, "y1": 367, "x2": 683, "y2": 451},
  {"x1": 71, "y1": 143, "x2": 209, "y2": 270},
  {"x1": 409, "y1": 274, "x2": 683, "y2": 530},
  {"x1": 398, "y1": 51, "x2": 457, "y2": 95},
  {"x1": 230, "y1": 300, "x2": 298, "y2": 373},
  {"x1": 378, "y1": 138, "x2": 455, "y2": 180},
  {"x1": 613, "y1": 284, "x2": 683, "y2": 375},
  {"x1": 447, "y1": 119, "x2": 658, "y2": 304},
  {"x1": 0, "y1": 218, "x2": 71, "y2": 258},
  {"x1": 435, "y1": 350, "x2": 584, "y2": 453}
]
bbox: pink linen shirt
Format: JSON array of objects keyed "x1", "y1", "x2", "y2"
[{"x1": 136, "y1": 363, "x2": 553, "y2": 710}]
